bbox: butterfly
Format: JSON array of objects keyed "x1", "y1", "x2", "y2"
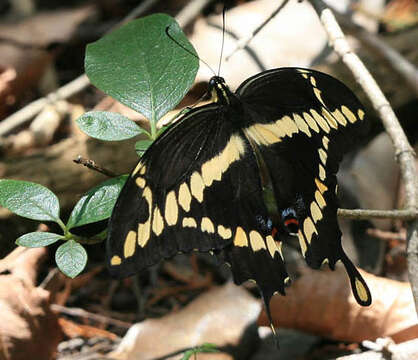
[{"x1": 106, "y1": 67, "x2": 372, "y2": 331}]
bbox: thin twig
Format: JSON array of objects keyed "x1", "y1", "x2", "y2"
[
  {"x1": 338, "y1": 208, "x2": 418, "y2": 221},
  {"x1": 308, "y1": 0, "x2": 418, "y2": 312},
  {"x1": 73, "y1": 156, "x2": 117, "y2": 177},
  {"x1": 225, "y1": 0, "x2": 290, "y2": 61},
  {"x1": 0, "y1": 0, "x2": 161, "y2": 137},
  {"x1": 51, "y1": 304, "x2": 132, "y2": 329}
]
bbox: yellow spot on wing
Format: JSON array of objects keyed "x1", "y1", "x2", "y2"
[
  {"x1": 217, "y1": 225, "x2": 232, "y2": 239},
  {"x1": 355, "y1": 278, "x2": 370, "y2": 303},
  {"x1": 247, "y1": 123, "x2": 282, "y2": 145},
  {"x1": 313, "y1": 88, "x2": 324, "y2": 105},
  {"x1": 249, "y1": 231, "x2": 266, "y2": 251},
  {"x1": 341, "y1": 105, "x2": 357, "y2": 123},
  {"x1": 219, "y1": 134, "x2": 246, "y2": 173},
  {"x1": 190, "y1": 172, "x2": 204, "y2": 202},
  {"x1": 318, "y1": 148, "x2": 327, "y2": 165},
  {"x1": 234, "y1": 226, "x2": 248, "y2": 247},
  {"x1": 319, "y1": 164, "x2": 326, "y2": 180},
  {"x1": 322, "y1": 108, "x2": 338, "y2": 129},
  {"x1": 124, "y1": 230, "x2": 137, "y2": 258},
  {"x1": 310, "y1": 76, "x2": 317, "y2": 87},
  {"x1": 138, "y1": 220, "x2": 150, "y2": 247},
  {"x1": 140, "y1": 166, "x2": 146, "y2": 175},
  {"x1": 135, "y1": 177, "x2": 146, "y2": 188},
  {"x1": 315, "y1": 190, "x2": 326, "y2": 208},
  {"x1": 310, "y1": 109, "x2": 330, "y2": 133},
  {"x1": 178, "y1": 183, "x2": 191, "y2": 212},
  {"x1": 152, "y1": 207, "x2": 164, "y2": 236},
  {"x1": 303, "y1": 112, "x2": 319, "y2": 133},
  {"x1": 143, "y1": 187, "x2": 152, "y2": 214},
  {"x1": 331, "y1": 109, "x2": 347, "y2": 126},
  {"x1": 132, "y1": 162, "x2": 143, "y2": 175},
  {"x1": 358, "y1": 109, "x2": 365, "y2": 120},
  {"x1": 315, "y1": 178, "x2": 328, "y2": 193},
  {"x1": 201, "y1": 217, "x2": 215, "y2": 233},
  {"x1": 280, "y1": 115, "x2": 299, "y2": 137},
  {"x1": 110, "y1": 256, "x2": 121, "y2": 266},
  {"x1": 310, "y1": 201, "x2": 323, "y2": 223},
  {"x1": 183, "y1": 217, "x2": 197, "y2": 228},
  {"x1": 297, "y1": 230, "x2": 308, "y2": 256},
  {"x1": 165, "y1": 191, "x2": 178, "y2": 226},
  {"x1": 303, "y1": 217, "x2": 317, "y2": 243},
  {"x1": 201, "y1": 157, "x2": 222, "y2": 186},
  {"x1": 293, "y1": 113, "x2": 311, "y2": 137},
  {"x1": 322, "y1": 136, "x2": 329, "y2": 149},
  {"x1": 266, "y1": 235, "x2": 281, "y2": 259}
]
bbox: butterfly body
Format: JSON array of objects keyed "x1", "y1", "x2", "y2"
[{"x1": 107, "y1": 67, "x2": 372, "y2": 328}]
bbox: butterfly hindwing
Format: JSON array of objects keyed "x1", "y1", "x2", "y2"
[
  {"x1": 107, "y1": 103, "x2": 289, "y2": 302},
  {"x1": 238, "y1": 68, "x2": 371, "y2": 305}
]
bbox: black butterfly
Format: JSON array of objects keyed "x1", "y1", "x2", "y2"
[{"x1": 106, "y1": 67, "x2": 372, "y2": 331}]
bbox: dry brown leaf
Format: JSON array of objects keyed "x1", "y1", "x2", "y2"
[
  {"x1": 108, "y1": 282, "x2": 261, "y2": 360},
  {"x1": 58, "y1": 317, "x2": 118, "y2": 340},
  {"x1": 257, "y1": 266, "x2": 417, "y2": 343},
  {"x1": 0, "y1": 247, "x2": 63, "y2": 360}
]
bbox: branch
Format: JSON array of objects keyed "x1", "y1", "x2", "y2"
[
  {"x1": 338, "y1": 208, "x2": 418, "y2": 221},
  {"x1": 73, "y1": 155, "x2": 117, "y2": 178},
  {"x1": 308, "y1": 0, "x2": 418, "y2": 312}
]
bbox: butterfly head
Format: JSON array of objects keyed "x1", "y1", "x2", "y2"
[{"x1": 209, "y1": 76, "x2": 233, "y2": 105}]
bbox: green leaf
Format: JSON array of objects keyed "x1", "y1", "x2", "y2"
[
  {"x1": 67, "y1": 175, "x2": 128, "y2": 229},
  {"x1": 135, "y1": 139, "x2": 153, "y2": 157},
  {"x1": 55, "y1": 240, "x2": 87, "y2": 278},
  {"x1": 16, "y1": 232, "x2": 63, "y2": 247},
  {"x1": 76, "y1": 111, "x2": 143, "y2": 141},
  {"x1": 85, "y1": 13, "x2": 199, "y2": 123},
  {"x1": 0, "y1": 180, "x2": 60, "y2": 222}
]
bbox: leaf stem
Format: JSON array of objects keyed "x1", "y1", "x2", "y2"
[{"x1": 57, "y1": 218, "x2": 67, "y2": 234}]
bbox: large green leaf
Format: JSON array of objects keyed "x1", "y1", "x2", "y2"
[
  {"x1": 55, "y1": 240, "x2": 87, "y2": 278},
  {"x1": 76, "y1": 111, "x2": 143, "y2": 141},
  {"x1": 67, "y1": 175, "x2": 128, "y2": 229},
  {"x1": 0, "y1": 180, "x2": 60, "y2": 222},
  {"x1": 85, "y1": 13, "x2": 198, "y2": 123}
]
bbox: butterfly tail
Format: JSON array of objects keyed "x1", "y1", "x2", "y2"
[{"x1": 340, "y1": 252, "x2": 372, "y2": 306}]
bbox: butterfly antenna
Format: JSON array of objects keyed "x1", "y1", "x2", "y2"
[
  {"x1": 217, "y1": 5, "x2": 227, "y2": 76},
  {"x1": 165, "y1": 26, "x2": 217, "y2": 76}
]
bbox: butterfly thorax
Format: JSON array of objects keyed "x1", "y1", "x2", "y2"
[{"x1": 209, "y1": 76, "x2": 237, "y2": 106}]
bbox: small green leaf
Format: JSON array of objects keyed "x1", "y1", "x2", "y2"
[
  {"x1": 67, "y1": 175, "x2": 128, "y2": 229},
  {"x1": 76, "y1": 111, "x2": 143, "y2": 141},
  {"x1": 55, "y1": 240, "x2": 87, "y2": 278},
  {"x1": 0, "y1": 180, "x2": 60, "y2": 222},
  {"x1": 135, "y1": 139, "x2": 153, "y2": 156},
  {"x1": 85, "y1": 14, "x2": 199, "y2": 122},
  {"x1": 16, "y1": 232, "x2": 63, "y2": 247}
]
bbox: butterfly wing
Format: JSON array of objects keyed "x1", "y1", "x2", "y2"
[
  {"x1": 107, "y1": 103, "x2": 289, "y2": 303},
  {"x1": 237, "y1": 67, "x2": 371, "y2": 306}
]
